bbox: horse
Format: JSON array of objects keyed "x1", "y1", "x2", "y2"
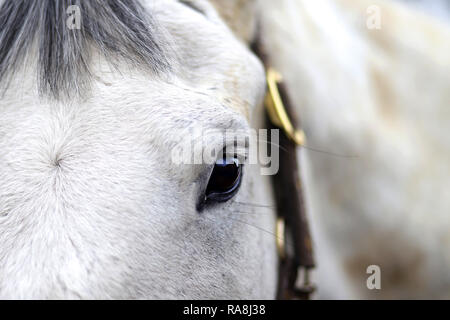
[
  {"x1": 0, "y1": 0, "x2": 449, "y2": 299},
  {"x1": 0, "y1": 0, "x2": 279, "y2": 299}
]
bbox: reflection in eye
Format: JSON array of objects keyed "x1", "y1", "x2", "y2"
[{"x1": 205, "y1": 157, "x2": 242, "y2": 203}]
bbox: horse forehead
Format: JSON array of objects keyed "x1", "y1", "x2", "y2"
[
  {"x1": 0, "y1": 0, "x2": 264, "y2": 152},
  {"x1": 0, "y1": 0, "x2": 264, "y2": 182}
]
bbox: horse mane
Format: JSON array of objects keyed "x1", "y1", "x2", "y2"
[{"x1": 0, "y1": 0, "x2": 169, "y2": 98}]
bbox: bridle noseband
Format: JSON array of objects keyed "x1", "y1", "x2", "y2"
[{"x1": 252, "y1": 40, "x2": 316, "y2": 300}]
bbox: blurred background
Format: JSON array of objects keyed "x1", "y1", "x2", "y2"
[
  {"x1": 249, "y1": 0, "x2": 450, "y2": 299},
  {"x1": 396, "y1": 0, "x2": 450, "y2": 23}
]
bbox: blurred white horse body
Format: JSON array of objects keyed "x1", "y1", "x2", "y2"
[
  {"x1": 0, "y1": 0, "x2": 449, "y2": 299},
  {"x1": 255, "y1": 0, "x2": 450, "y2": 298}
]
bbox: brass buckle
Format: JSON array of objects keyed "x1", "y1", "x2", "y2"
[{"x1": 265, "y1": 68, "x2": 305, "y2": 146}]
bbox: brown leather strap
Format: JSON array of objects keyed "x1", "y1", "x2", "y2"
[{"x1": 251, "y1": 34, "x2": 316, "y2": 300}]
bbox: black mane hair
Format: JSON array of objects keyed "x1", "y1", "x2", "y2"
[{"x1": 0, "y1": 0, "x2": 169, "y2": 98}]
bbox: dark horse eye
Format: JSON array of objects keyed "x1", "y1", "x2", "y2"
[{"x1": 205, "y1": 157, "x2": 242, "y2": 203}]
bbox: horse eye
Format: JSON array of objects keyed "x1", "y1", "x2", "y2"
[{"x1": 205, "y1": 157, "x2": 242, "y2": 203}]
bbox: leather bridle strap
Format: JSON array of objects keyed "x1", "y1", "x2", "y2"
[{"x1": 252, "y1": 38, "x2": 316, "y2": 300}]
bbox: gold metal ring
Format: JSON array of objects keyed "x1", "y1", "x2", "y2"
[{"x1": 265, "y1": 68, "x2": 305, "y2": 146}]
